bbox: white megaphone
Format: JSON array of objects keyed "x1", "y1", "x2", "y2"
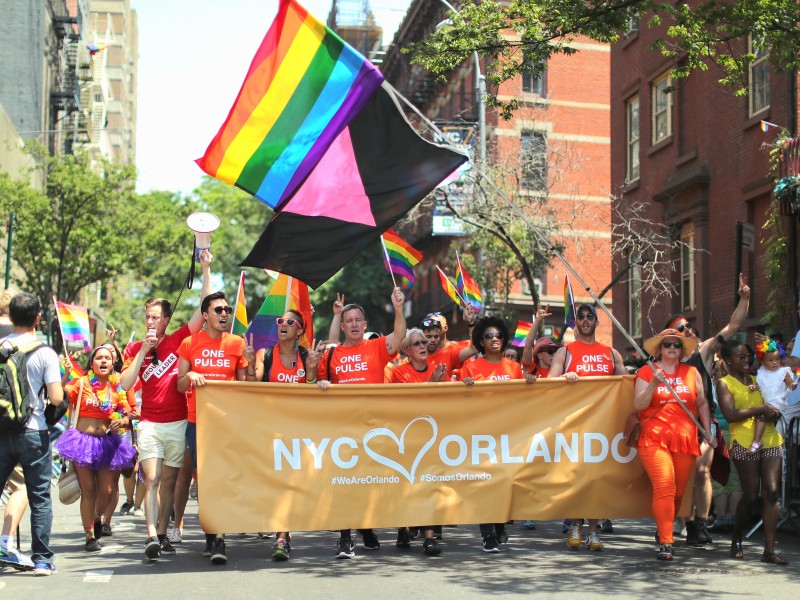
[{"x1": 186, "y1": 212, "x2": 220, "y2": 260}]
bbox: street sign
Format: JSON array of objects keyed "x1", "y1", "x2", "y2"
[{"x1": 739, "y1": 221, "x2": 755, "y2": 253}]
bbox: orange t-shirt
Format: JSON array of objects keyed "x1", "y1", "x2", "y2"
[
  {"x1": 264, "y1": 345, "x2": 307, "y2": 384},
  {"x1": 635, "y1": 363, "x2": 700, "y2": 455},
  {"x1": 391, "y1": 361, "x2": 437, "y2": 384},
  {"x1": 564, "y1": 340, "x2": 615, "y2": 376},
  {"x1": 65, "y1": 375, "x2": 132, "y2": 420},
  {"x1": 459, "y1": 357, "x2": 523, "y2": 381},
  {"x1": 177, "y1": 331, "x2": 247, "y2": 423},
  {"x1": 318, "y1": 337, "x2": 394, "y2": 384}
]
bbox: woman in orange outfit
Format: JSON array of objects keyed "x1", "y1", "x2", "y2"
[{"x1": 634, "y1": 328, "x2": 715, "y2": 561}]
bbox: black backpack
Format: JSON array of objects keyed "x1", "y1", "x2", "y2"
[
  {"x1": 0, "y1": 340, "x2": 45, "y2": 433},
  {"x1": 261, "y1": 346, "x2": 309, "y2": 382}
]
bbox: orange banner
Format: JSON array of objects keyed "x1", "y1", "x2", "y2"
[{"x1": 197, "y1": 376, "x2": 682, "y2": 533}]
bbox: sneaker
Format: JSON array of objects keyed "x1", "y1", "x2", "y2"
[
  {"x1": 685, "y1": 520, "x2": 700, "y2": 546},
  {"x1": 167, "y1": 527, "x2": 182, "y2": 544},
  {"x1": 145, "y1": 537, "x2": 161, "y2": 560},
  {"x1": 600, "y1": 519, "x2": 614, "y2": 534},
  {"x1": 495, "y1": 525, "x2": 509, "y2": 544},
  {"x1": 272, "y1": 537, "x2": 291, "y2": 561},
  {"x1": 132, "y1": 508, "x2": 144, "y2": 517},
  {"x1": 189, "y1": 479, "x2": 198, "y2": 500},
  {"x1": 396, "y1": 528, "x2": 411, "y2": 549},
  {"x1": 335, "y1": 537, "x2": 355, "y2": 559},
  {"x1": 482, "y1": 535, "x2": 500, "y2": 553},
  {"x1": 119, "y1": 501, "x2": 134, "y2": 515},
  {"x1": 521, "y1": 520, "x2": 536, "y2": 530},
  {"x1": 202, "y1": 540, "x2": 213, "y2": 557},
  {"x1": 423, "y1": 538, "x2": 441, "y2": 556},
  {"x1": 657, "y1": 543, "x2": 674, "y2": 561},
  {"x1": 33, "y1": 562, "x2": 57, "y2": 576},
  {"x1": 694, "y1": 519, "x2": 713, "y2": 545},
  {"x1": 586, "y1": 532, "x2": 604, "y2": 551},
  {"x1": 210, "y1": 538, "x2": 227, "y2": 564},
  {"x1": 159, "y1": 536, "x2": 176, "y2": 555},
  {"x1": 561, "y1": 518, "x2": 572, "y2": 534},
  {"x1": 0, "y1": 546, "x2": 34, "y2": 571},
  {"x1": 361, "y1": 530, "x2": 380, "y2": 550},
  {"x1": 408, "y1": 527, "x2": 420, "y2": 539},
  {"x1": 567, "y1": 523, "x2": 582, "y2": 549},
  {"x1": 85, "y1": 537, "x2": 102, "y2": 552},
  {"x1": 101, "y1": 524, "x2": 113, "y2": 537}
]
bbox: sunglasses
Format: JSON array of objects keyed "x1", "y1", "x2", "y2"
[
  {"x1": 276, "y1": 317, "x2": 300, "y2": 326},
  {"x1": 675, "y1": 324, "x2": 693, "y2": 334},
  {"x1": 576, "y1": 312, "x2": 596, "y2": 321},
  {"x1": 408, "y1": 340, "x2": 427, "y2": 348},
  {"x1": 483, "y1": 332, "x2": 504, "y2": 340},
  {"x1": 425, "y1": 312, "x2": 441, "y2": 318},
  {"x1": 540, "y1": 347, "x2": 558, "y2": 355},
  {"x1": 422, "y1": 319, "x2": 442, "y2": 328},
  {"x1": 212, "y1": 306, "x2": 233, "y2": 315},
  {"x1": 661, "y1": 341, "x2": 683, "y2": 349}
]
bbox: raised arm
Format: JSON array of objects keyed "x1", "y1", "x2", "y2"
[
  {"x1": 521, "y1": 304, "x2": 551, "y2": 367},
  {"x1": 385, "y1": 287, "x2": 406, "y2": 355},
  {"x1": 699, "y1": 273, "x2": 750, "y2": 361},
  {"x1": 187, "y1": 250, "x2": 214, "y2": 334},
  {"x1": 327, "y1": 293, "x2": 344, "y2": 343}
]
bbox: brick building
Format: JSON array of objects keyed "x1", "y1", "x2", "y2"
[
  {"x1": 380, "y1": 0, "x2": 613, "y2": 344},
  {"x1": 610, "y1": 15, "x2": 800, "y2": 355}
]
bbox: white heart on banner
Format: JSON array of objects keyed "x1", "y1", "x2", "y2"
[{"x1": 362, "y1": 416, "x2": 438, "y2": 484}]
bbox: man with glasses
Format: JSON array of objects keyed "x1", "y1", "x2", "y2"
[
  {"x1": 421, "y1": 304, "x2": 477, "y2": 379},
  {"x1": 548, "y1": 302, "x2": 626, "y2": 551},
  {"x1": 175, "y1": 291, "x2": 248, "y2": 565},
  {"x1": 664, "y1": 273, "x2": 751, "y2": 547},
  {"x1": 317, "y1": 288, "x2": 406, "y2": 558},
  {"x1": 120, "y1": 251, "x2": 212, "y2": 560}
]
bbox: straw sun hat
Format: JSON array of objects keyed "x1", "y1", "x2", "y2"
[{"x1": 643, "y1": 328, "x2": 699, "y2": 359}]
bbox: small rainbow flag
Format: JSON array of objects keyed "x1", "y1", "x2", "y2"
[
  {"x1": 512, "y1": 321, "x2": 532, "y2": 347},
  {"x1": 231, "y1": 271, "x2": 249, "y2": 336},
  {"x1": 760, "y1": 120, "x2": 779, "y2": 132},
  {"x1": 59, "y1": 358, "x2": 85, "y2": 382},
  {"x1": 86, "y1": 43, "x2": 108, "y2": 55},
  {"x1": 436, "y1": 265, "x2": 464, "y2": 308},
  {"x1": 54, "y1": 300, "x2": 91, "y2": 352},
  {"x1": 197, "y1": 0, "x2": 384, "y2": 210},
  {"x1": 245, "y1": 273, "x2": 314, "y2": 351},
  {"x1": 564, "y1": 274, "x2": 576, "y2": 329},
  {"x1": 456, "y1": 254, "x2": 482, "y2": 312},
  {"x1": 381, "y1": 229, "x2": 422, "y2": 288}
]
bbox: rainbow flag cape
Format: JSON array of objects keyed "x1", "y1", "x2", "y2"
[
  {"x1": 512, "y1": 321, "x2": 532, "y2": 347},
  {"x1": 245, "y1": 273, "x2": 314, "y2": 351},
  {"x1": 436, "y1": 265, "x2": 464, "y2": 308},
  {"x1": 231, "y1": 271, "x2": 249, "y2": 336},
  {"x1": 196, "y1": 0, "x2": 384, "y2": 210},
  {"x1": 456, "y1": 254, "x2": 482, "y2": 312},
  {"x1": 54, "y1": 299, "x2": 91, "y2": 351},
  {"x1": 381, "y1": 229, "x2": 422, "y2": 288},
  {"x1": 564, "y1": 274, "x2": 576, "y2": 329}
]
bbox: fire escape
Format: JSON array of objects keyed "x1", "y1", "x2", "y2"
[{"x1": 50, "y1": 8, "x2": 83, "y2": 155}]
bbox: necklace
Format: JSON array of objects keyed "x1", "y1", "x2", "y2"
[{"x1": 87, "y1": 371, "x2": 126, "y2": 414}]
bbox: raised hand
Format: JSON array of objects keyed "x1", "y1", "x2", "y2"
[
  {"x1": 242, "y1": 333, "x2": 256, "y2": 364},
  {"x1": 390, "y1": 287, "x2": 405, "y2": 310},
  {"x1": 332, "y1": 293, "x2": 345, "y2": 316},
  {"x1": 738, "y1": 273, "x2": 750, "y2": 300},
  {"x1": 306, "y1": 339, "x2": 325, "y2": 371}
]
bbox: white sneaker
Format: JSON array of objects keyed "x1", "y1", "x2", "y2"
[
  {"x1": 167, "y1": 527, "x2": 182, "y2": 544},
  {"x1": 586, "y1": 532, "x2": 604, "y2": 551},
  {"x1": 567, "y1": 523, "x2": 582, "y2": 549},
  {"x1": 132, "y1": 508, "x2": 145, "y2": 517}
]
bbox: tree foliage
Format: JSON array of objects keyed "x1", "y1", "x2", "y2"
[{"x1": 409, "y1": 0, "x2": 800, "y2": 118}]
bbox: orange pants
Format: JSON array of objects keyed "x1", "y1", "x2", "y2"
[{"x1": 637, "y1": 444, "x2": 696, "y2": 544}]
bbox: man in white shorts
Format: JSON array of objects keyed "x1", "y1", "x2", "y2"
[{"x1": 121, "y1": 251, "x2": 212, "y2": 560}]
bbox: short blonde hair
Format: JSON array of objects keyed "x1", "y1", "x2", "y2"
[{"x1": 0, "y1": 290, "x2": 14, "y2": 316}]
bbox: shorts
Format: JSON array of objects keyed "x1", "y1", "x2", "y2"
[
  {"x1": 730, "y1": 440, "x2": 784, "y2": 462},
  {"x1": 3, "y1": 464, "x2": 25, "y2": 494},
  {"x1": 137, "y1": 420, "x2": 187, "y2": 468},
  {"x1": 185, "y1": 421, "x2": 197, "y2": 468}
]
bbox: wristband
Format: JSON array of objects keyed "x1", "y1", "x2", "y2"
[{"x1": 306, "y1": 377, "x2": 317, "y2": 384}]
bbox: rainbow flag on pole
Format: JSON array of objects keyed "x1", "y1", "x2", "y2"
[
  {"x1": 512, "y1": 321, "x2": 532, "y2": 347},
  {"x1": 231, "y1": 271, "x2": 249, "y2": 336},
  {"x1": 381, "y1": 229, "x2": 422, "y2": 288},
  {"x1": 564, "y1": 274, "x2": 577, "y2": 329},
  {"x1": 196, "y1": 0, "x2": 384, "y2": 210},
  {"x1": 456, "y1": 254, "x2": 482, "y2": 312},
  {"x1": 245, "y1": 273, "x2": 314, "y2": 351},
  {"x1": 54, "y1": 299, "x2": 92, "y2": 352},
  {"x1": 436, "y1": 265, "x2": 465, "y2": 308}
]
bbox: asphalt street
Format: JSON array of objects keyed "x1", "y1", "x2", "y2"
[{"x1": 1, "y1": 491, "x2": 799, "y2": 599}]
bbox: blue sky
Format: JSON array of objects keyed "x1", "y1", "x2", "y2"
[{"x1": 130, "y1": 0, "x2": 410, "y2": 195}]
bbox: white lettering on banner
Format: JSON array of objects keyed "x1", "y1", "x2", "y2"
[
  {"x1": 141, "y1": 353, "x2": 178, "y2": 382},
  {"x1": 270, "y1": 416, "x2": 640, "y2": 481}
]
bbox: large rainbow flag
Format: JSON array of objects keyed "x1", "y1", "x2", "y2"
[
  {"x1": 381, "y1": 229, "x2": 422, "y2": 288},
  {"x1": 196, "y1": 0, "x2": 383, "y2": 209},
  {"x1": 54, "y1": 300, "x2": 92, "y2": 352},
  {"x1": 231, "y1": 271, "x2": 249, "y2": 336},
  {"x1": 245, "y1": 273, "x2": 314, "y2": 351},
  {"x1": 456, "y1": 254, "x2": 482, "y2": 312}
]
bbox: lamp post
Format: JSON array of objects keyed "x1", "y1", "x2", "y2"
[{"x1": 435, "y1": 0, "x2": 486, "y2": 164}]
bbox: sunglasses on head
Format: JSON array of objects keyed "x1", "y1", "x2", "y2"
[
  {"x1": 408, "y1": 340, "x2": 426, "y2": 348},
  {"x1": 576, "y1": 312, "x2": 596, "y2": 321},
  {"x1": 675, "y1": 324, "x2": 692, "y2": 334},
  {"x1": 276, "y1": 317, "x2": 300, "y2": 327},
  {"x1": 425, "y1": 312, "x2": 441, "y2": 318},
  {"x1": 422, "y1": 318, "x2": 442, "y2": 328},
  {"x1": 483, "y1": 332, "x2": 504, "y2": 340},
  {"x1": 212, "y1": 306, "x2": 233, "y2": 315},
  {"x1": 661, "y1": 341, "x2": 683, "y2": 349}
]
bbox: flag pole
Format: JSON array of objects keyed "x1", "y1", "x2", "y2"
[
  {"x1": 231, "y1": 270, "x2": 247, "y2": 334},
  {"x1": 52, "y1": 295, "x2": 68, "y2": 356},
  {"x1": 380, "y1": 235, "x2": 398, "y2": 288}
]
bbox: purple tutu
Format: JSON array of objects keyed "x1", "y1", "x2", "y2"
[{"x1": 56, "y1": 428, "x2": 137, "y2": 471}]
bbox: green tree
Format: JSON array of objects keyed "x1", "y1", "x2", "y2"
[{"x1": 409, "y1": 0, "x2": 800, "y2": 118}]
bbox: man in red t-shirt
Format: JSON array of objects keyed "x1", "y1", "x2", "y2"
[
  {"x1": 317, "y1": 287, "x2": 406, "y2": 558},
  {"x1": 175, "y1": 291, "x2": 247, "y2": 565},
  {"x1": 548, "y1": 302, "x2": 626, "y2": 552},
  {"x1": 120, "y1": 251, "x2": 212, "y2": 560}
]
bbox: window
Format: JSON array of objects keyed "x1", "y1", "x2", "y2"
[
  {"x1": 519, "y1": 131, "x2": 547, "y2": 191},
  {"x1": 628, "y1": 259, "x2": 642, "y2": 338},
  {"x1": 626, "y1": 11, "x2": 640, "y2": 34},
  {"x1": 680, "y1": 222, "x2": 695, "y2": 311},
  {"x1": 749, "y1": 37, "x2": 770, "y2": 115},
  {"x1": 651, "y1": 74, "x2": 672, "y2": 144},
  {"x1": 521, "y1": 48, "x2": 546, "y2": 95},
  {"x1": 626, "y1": 96, "x2": 640, "y2": 182}
]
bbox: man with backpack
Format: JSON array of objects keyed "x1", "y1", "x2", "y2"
[{"x1": 0, "y1": 293, "x2": 64, "y2": 576}]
